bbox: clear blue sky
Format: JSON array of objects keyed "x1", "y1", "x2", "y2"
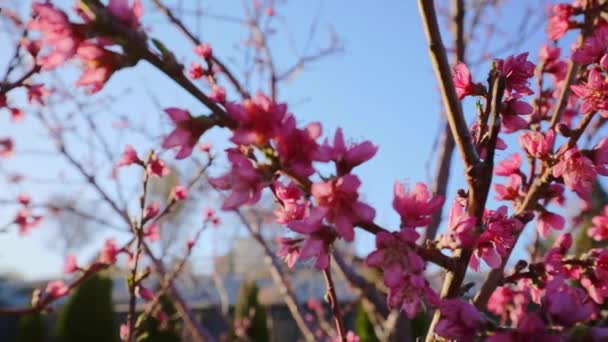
[{"x1": 0, "y1": 1, "x2": 558, "y2": 280}]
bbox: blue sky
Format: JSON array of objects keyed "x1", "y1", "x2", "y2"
[{"x1": 0, "y1": 1, "x2": 560, "y2": 280}]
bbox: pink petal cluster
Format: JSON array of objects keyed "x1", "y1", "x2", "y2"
[
  {"x1": 547, "y1": 4, "x2": 574, "y2": 40},
  {"x1": 273, "y1": 181, "x2": 309, "y2": 224},
  {"x1": 539, "y1": 44, "x2": 568, "y2": 82},
  {"x1": 590, "y1": 206, "x2": 608, "y2": 241},
  {"x1": 75, "y1": 43, "x2": 122, "y2": 94},
  {"x1": 318, "y1": 128, "x2": 378, "y2": 175},
  {"x1": 487, "y1": 312, "x2": 561, "y2": 341},
  {"x1": 99, "y1": 239, "x2": 120, "y2": 264},
  {"x1": 435, "y1": 299, "x2": 483, "y2": 341},
  {"x1": 310, "y1": 174, "x2": 375, "y2": 241},
  {"x1": 14, "y1": 209, "x2": 43, "y2": 235},
  {"x1": 45, "y1": 280, "x2": 70, "y2": 299},
  {"x1": 171, "y1": 185, "x2": 189, "y2": 201},
  {"x1": 366, "y1": 230, "x2": 424, "y2": 287},
  {"x1": 494, "y1": 174, "x2": 522, "y2": 201},
  {"x1": 194, "y1": 43, "x2": 213, "y2": 59},
  {"x1": 162, "y1": 108, "x2": 213, "y2": 159},
  {"x1": 452, "y1": 62, "x2": 483, "y2": 100},
  {"x1": 147, "y1": 155, "x2": 170, "y2": 178},
  {"x1": 440, "y1": 199, "x2": 477, "y2": 249},
  {"x1": 571, "y1": 68, "x2": 608, "y2": 117},
  {"x1": 519, "y1": 129, "x2": 554, "y2": 159},
  {"x1": 282, "y1": 218, "x2": 335, "y2": 269},
  {"x1": 470, "y1": 206, "x2": 522, "y2": 271},
  {"x1": 552, "y1": 147, "x2": 598, "y2": 200},
  {"x1": 386, "y1": 274, "x2": 439, "y2": 319},
  {"x1": 572, "y1": 25, "x2": 608, "y2": 64},
  {"x1": 63, "y1": 254, "x2": 79, "y2": 274},
  {"x1": 226, "y1": 93, "x2": 287, "y2": 146},
  {"x1": 208, "y1": 149, "x2": 264, "y2": 210},
  {"x1": 537, "y1": 210, "x2": 565, "y2": 239},
  {"x1": 143, "y1": 202, "x2": 160, "y2": 220},
  {"x1": 392, "y1": 182, "x2": 444, "y2": 229},
  {"x1": 542, "y1": 277, "x2": 596, "y2": 327},
  {"x1": 107, "y1": 0, "x2": 143, "y2": 29},
  {"x1": 500, "y1": 94, "x2": 533, "y2": 133},
  {"x1": 0, "y1": 138, "x2": 14, "y2": 158},
  {"x1": 115, "y1": 145, "x2": 140, "y2": 168},
  {"x1": 495, "y1": 52, "x2": 536, "y2": 96},
  {"x1": 274, "y1": 117, "x2": 326, "y2": 178}
]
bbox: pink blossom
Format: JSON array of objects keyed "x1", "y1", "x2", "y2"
[
  {"x1": 487, "y1": 312, "x2": 561, "y2": 341},
  {"x1": 494, "y1": 174, "x2": 522, "y2": 201},
  {"x1": 0, "y1": 138, "x2": 14, "y2": 158},
  {"x1": 589, "y1": 206, "x2": 608, "y2": 241},
  {"x1": 171, "y1": 185, "x2": 189, "y2": 201},
  {"x1": 63, "y1": 254, "x2": 79, "y2": 274},
  {"x1": 311, "y1": 174, "x2": 375, "y2": 241},
  {"x1": 107, "y1": 0, "x2": 143, "y2": 29},
  {"x1": 571, "y1": 68, "x2": 608, "y2": 117},
  {"x1": 273, "y1": 181, "x2": 308, "y2": 224},
  {"x1": 208, "y1": 149, "x2": 263, "y2": 210},
  {"x1": 495, "y1": 52, "x2": 536, "y2": 95},
  {"x1": 204, "y1": 207, "x2": 215, "y2": 220},
  {"x1": 10, "y1": 107, "x2": 23, "y2": 122},
  {"x1": 544, "y1": 233, "x2": 573, "y2": 276},
  {"x1": 470, "y1": 206, "x2": 522, "y2": 271},
  {"x1": 552, "y1": 147, "x2": 597, "y2": 200},
  {"x1": 297, "y1": 227, "x2": 335, "y2": 269},
  {"x1": 276, "y1": 237, "x2": 302, "y2": 268},
  {"x1": 210, "y1": 85, "x2": 226, "y2": 103},
  {"x1": 45, "y1": 280, "x2": 69, "y2": 299},
  {"x1": 26, "y1": 84, "x2": 50, "y2": 105},
  {"x1": 519, "y1": 129, "x2": 555, "y2": 159},
  {"x1": 540, "y1": 44, "x2": 568, "y2": 82},
  {"x1": 99, "y1": 239, "x2": 120, "y2": 264},
  {"x1": 500, "y1": 94, "x2": 533, "y2": 133},
  {"x1": 115, "y1": 145, "x2": 141, "y2": 168},
  {"x1": 275, "y1": 117, "x2": 326, "y2": 178},
  {"x1": 162, "y1": 107, "x2": 213, "y2": 159},
  {"x1": 136, "y1": 285, "x2": 155, "y2": 301},
  {"x1": 147, "y1": 155, "x2": 170, "y2": 178},
  {"x1": 547, "y1": 4, "x2": 574, "y2": 40},
  {"x1": 28, "y1": 2, "x2": 83, "y2": 70},
  {"x1": 75, "y1": 43, "x2": 122, "y2": 94},
  {"x1": 387, "y1": 274, "x2": 438, "y2": 318},
  {"x1": 317, "y1": 128, "x2": 378, "y2": 175},
  {"x1": 495, "y1": 153, "x2": 522, "y2": 176},
  {"x1": 435, "y1": 299, "x2": 483, "y2": 341},
  {"x1": 537, "y1": 210, "x2": 565, "y2": 239},
  {"x1": 17, "y1": 194, "x2": 30, "y2": 206},
  {"x1": 188, "y1": 62, "x2": 204, "y2": 79},
  {"x1": 392, "y1": 181, "x2": 444, "y2": 228},
  {"x1": 144, "y1": 223, "x2": 161, "y2": 241},
  {"x1": 440, "y1": 199, "x2": 477, "y2": 249},
  {"x1": 543, "y1": 277, "x2": 596, "y2": 326},
  {"x1": 120, "y1": 324, "x2": 130, "y2": 341},
  {"x1": 14, "y1": 209, "x2": 43, "y2": 235},
  {"x1": 453, "y1": 62, "x2": 482, "y2": 100},
  {"x1": 573, "y1": 25, "x2": 608, "y2": 64},
  {"x1": 194, "y1": 43, "x2": 213, "y2": 59},
  {"x1": 487, "y1": 285, "x2": 528, "y2": 324},
  {"x1": 366, "y1": 230, "x2": 424, "y2": 287},
  {"x1": 226, "y1": 93, "x2": 287, "y2": 146},
  {"x1": 591, "y1": 137, "x2": 608, "y2": 168},
  {"x1": 143, "y1": 202, "x2": 160, "y2": 221}
]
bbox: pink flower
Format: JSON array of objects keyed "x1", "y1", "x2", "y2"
[
  {"x1": 120, "y1": 324, "x2": 130, "y2": 341},
  {"x1": 143, "y1": 202, "x2": 160, "y2": 221},
  {"x1": 99, "y1": 239, "x2": 120, "y2": 264},
  {"x1": 28, "y1": 2, "x2": 83, "y2": 70},
  {"x1": 591, "y1": 138, "x2": 608, "y2": 173},
  {"x1": 366, "y1": 230, "x2": 424, "y2": 287},
  {"x1": 542, "y1": 277, "x2": 596, "y2": 326},
  {"x1": 500, "y1": 94, "x2": 533, "y2": 133},
  {"x1": 171, "y1": 185, "x2": 188, "y2": 201},
  {"x1": 495, "y1": 52, "x2": 535, "y2": 96},
  {"x1": 273, "y1": 181, "x2": 308, "y2": 224},
  {"x1": 589, "y1": 206, "x2": 608, "y2": 241},
  {"x1": 17, "y1": 194, "x2": 31, "y2": 206},
  {"x1": 440, "y1": 199, "x2": 477, "y2": 249},
  {"x1": 0, "y1": 138, "x2": 14, "y2": 158},
  {"x1": 275, "y1": 117, "x2": 326, "y2": 178},
  {"x1": 519, "y1": 129, "x2": 555, "y2": 159},
  {"x1": 276, "y1": 237, "x2": 302, "y2": 268},
  {"x1": 115, "y1": 145, "x2": 141, "y2": 168},
  {"x1": 208, "y1": 149, "x2": 263, "y2": 210},
  {"x1": 311, "y1": 174, "x2": 375, "y2": 241},
  {"x1": 144, "y1": 223, "x2": 161, "y2": 241},
  {"x1": 470, "y1": 206, "x2": 522, "y2": 271},
  {"x1": 136, "y1": 285, "x2": 155, "y2": 301},
  {"x1": 392, "y1": 182, "x2": 444, "y2": 228},
  {"x1": 194, "y1": 43, "x2": 213, "y2": 59},
  {"x1": 298, "y1": 227, "x2": 334, "y2": 269},
  {"x1": 537, "y1": 210, "x2": 565, "y2": 239},
  {"x1": 107, "y1": 0, "x2": 143, "y2": 29},
  {"x1": 204, "y1": 207, "x2": 215, "y2": 220},
  {"x1": 494, "y1": 174, "x2": 522, "y2": 201},
  {"x1": 188, "y1": 62, "x2": 204, "y2": 79},
  {"x1": 14, "y1": 209, "x2": 43, "y2": 235},
  {"x1": 45, "y1": 280, "x2": 69, "y2": 299},
  {"x1": 147, "y1": 155, "x2": 170, "y2": 178},
  {"x1": 571, "y1": 68, "x2": 608, "y2": 117},
  {"x1": 435, "y1": 299, "x2": 483, "y2": 341},
  {"x1": 547, "y1": 4, "x2": 574, "y2": 40},
  {"x1": 552, "y1": 147, "x2": 597, "y2": 200},
  {"x1": 210, "y1": 85, "x2": 226, "y2": 103},
  {"x1": 487, "y1": 312, "x2": 559, "y2": 341},
  {"x1": 540, "y1": 44, "x2": 568, "y2": 82},
  {"x1": 162, "y1": 107, "x2": 213, "y2": 159},
  {"x1": 453, "y1": 62, "x2": 482, "y2": 100},
  {"x1": 63, "y1": 254, "x2": 78, "y2": 274},
  {"x1": 9, "y1": 108, "x2": 23, "y2": 122},
  {"x1": 75, "y1": 43, "x2": 122, "y2": 94},
  {"x1": 318, "y1": 128, "x2": 378, "y2": 175},
  {"x1": 573, "y1": 25, "x2": 608, "y2": 64},
  {"x1": 387, "y1": 274, "x2": 438, "y2": 318},
  {"x1": 26, "y1": 84, "x2": 50, "y2": 105},
  {"x1": 226, "y1": 93, "x2": 287, "y2": 146},
  {"x1": 495, "y1": 153, "x2": 522, "y2": 176}
]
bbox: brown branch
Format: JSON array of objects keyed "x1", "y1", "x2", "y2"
[{"x1": 323, "y1": 265, "x2": 346, "y2": 342}]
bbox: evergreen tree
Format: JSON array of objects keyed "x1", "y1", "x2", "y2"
[
  {"x1": 354, "y1": 302, "x2": 378, "y2": 342},
  {"x1": 55, "y1": 273, "x2": 117, "y2": 342},
  {"x1": 232, "y1": 281, "x2": 269, "y2": 342},
  {"x1": 139, "y1": 294, "x2": 181, "y2": 342}
]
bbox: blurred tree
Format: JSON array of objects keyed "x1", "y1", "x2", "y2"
[
  {"x1": 232, "y1": 281, "x2": 269, "y2": 342},
  {"x1": 354, "y1": 302, "x2": 378, "y2": 342},
  {"x1": 16, "y1": 312, "x2": 46, "y2": 342},
  {"x1": 138, "y1": 294, "x2": 181, "y2": 342}
]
